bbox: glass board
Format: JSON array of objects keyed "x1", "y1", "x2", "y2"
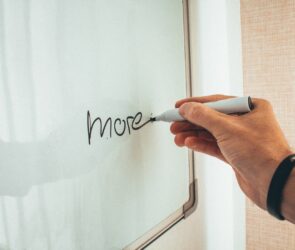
[{"x1": 0, "y1": 0, "x2": 196, "y2": 249}]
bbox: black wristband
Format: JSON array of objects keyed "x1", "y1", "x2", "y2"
[{"x1": 267, "y1": 154, "x2": 295, "y2": 220}]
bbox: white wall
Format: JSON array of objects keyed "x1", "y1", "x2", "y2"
[{"x1": 148, "y1": 0, "x2": 245, "y2": 249}]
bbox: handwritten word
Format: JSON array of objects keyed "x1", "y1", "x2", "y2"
[{"x1": 87, "y1": 111, "x2": 151, "y2": 145}]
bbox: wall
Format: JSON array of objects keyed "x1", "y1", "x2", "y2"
[
  {"x1": 148, "y1": 0, "x2": 245, "y2": 249},
  {"x1": 241, "y1": 1, "x2": 295, "y2": 249}
]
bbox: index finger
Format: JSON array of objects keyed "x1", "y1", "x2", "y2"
[{"x1": 175, "y1": 94, "x2": 236, "y2": 108}]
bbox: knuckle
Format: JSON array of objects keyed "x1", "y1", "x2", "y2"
[
  {"x1": 170, "y1": 123, "x2": 176, "y2": 133},
  {"x1": 214, "y1": 94, "x2": 226, "y2": 98},
  {"x1": 258, "y1": 98, "x2": 270, "y2": 105},
  {"x1": 257, "y1": 98, "x2": 273, "y2": 109}
]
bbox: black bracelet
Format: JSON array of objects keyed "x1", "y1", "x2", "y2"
[{"x1": 267, "y1": 154, "x2": 295, "y2": 220}]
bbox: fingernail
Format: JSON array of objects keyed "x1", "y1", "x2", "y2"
[
  {"x1": 179, "y1": 103, "x2": 190, "y2": 116},
  {"x1": 184, "y1": 137, "x2": 194, "y2": 147}
]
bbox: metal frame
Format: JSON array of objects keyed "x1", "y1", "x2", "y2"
[{"x1": 123, "y1": 0, "x2": 197, "y2": 249}]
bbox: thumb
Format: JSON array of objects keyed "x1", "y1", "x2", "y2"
[{"x1": 179, "y1": 102, "x2": 231, "y2": 136}]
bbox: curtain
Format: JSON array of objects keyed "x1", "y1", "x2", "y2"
[{"x1": 241, "y1": 0, "x2": 295, "y2": 249}]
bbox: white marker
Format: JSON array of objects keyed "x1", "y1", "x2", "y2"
[{"x1": 152, "y1": 96, "x2": 253, "y2": 122}]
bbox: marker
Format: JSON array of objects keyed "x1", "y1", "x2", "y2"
[{"x1": 151, "y1": 96, "x2": 254, "y2": 122}]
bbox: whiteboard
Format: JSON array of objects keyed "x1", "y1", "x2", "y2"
[{"x1": 0, "y1": 0, "x2": 196, "y2": 249}]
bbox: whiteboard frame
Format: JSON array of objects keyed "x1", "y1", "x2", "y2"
[{"x1": 123, "y1": 0, "x2": 197, "y2": 249}]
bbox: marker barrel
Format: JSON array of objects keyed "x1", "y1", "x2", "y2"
[{"x1": 155, "y1": 96, "x2": 253, "y2": 122}]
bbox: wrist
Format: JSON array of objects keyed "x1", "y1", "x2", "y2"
[
  {"x1": 258, "y1": 149, "x2": 294, "y2": 210},
  {"x1": 263, "y1": 150, "x2": 295, "y2": 221},
  {"x1": 281, "y1": 168, "x2": 295, "y2": 223}
]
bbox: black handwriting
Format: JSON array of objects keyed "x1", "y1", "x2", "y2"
[{"x1": 87, "y1": 111, "x2": 151, "y2": 145}]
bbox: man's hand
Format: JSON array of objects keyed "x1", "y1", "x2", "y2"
[{"x1": 170, "y1": 94, "x2": 295, "y2": 222}]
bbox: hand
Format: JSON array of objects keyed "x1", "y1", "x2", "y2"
[{"x1": 171, "y1": 94, "x2": 293, "y2": 213}]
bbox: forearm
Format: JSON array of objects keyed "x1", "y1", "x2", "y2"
[{"x1": 281, "y1": 170, "x2": 295, "y2": 223}]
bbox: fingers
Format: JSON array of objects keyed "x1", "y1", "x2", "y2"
[
  {"x1": 184, "y1": 136, "x2": 227, "y2": 163},
  {"x1": 179, "y1": 102, "x2": 232, "y2": 137},
  {"x1": 174, "y1": 131, "x2": 199, "y2": 146},
  {"x1": 174, "y1": 130, "x2": 215, "y2": 146},
  {"x1": 170, "y1": 121, "x2": 204, "y2": 134},
  {"x1": 175, "y1": 94, "x2": 235, "y2": 108}
]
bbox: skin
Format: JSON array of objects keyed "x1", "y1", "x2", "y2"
[{"x1": 171, "y1": 94, "x2": 295, "y2": 223}]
